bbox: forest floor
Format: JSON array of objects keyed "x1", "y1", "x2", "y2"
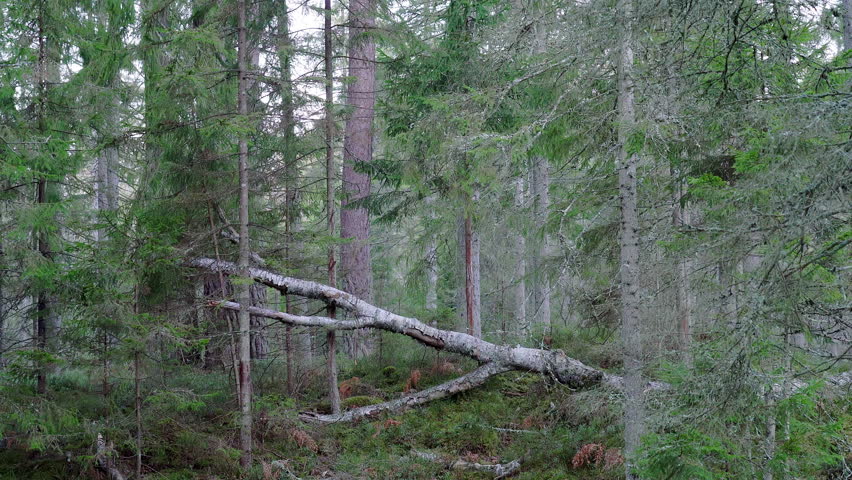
[{"x1": 0, "y1": 329, "x2": 649, "y2": 479}]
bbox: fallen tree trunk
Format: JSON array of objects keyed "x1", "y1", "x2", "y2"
[
  {"x1": 190, "y1": 258, "x2": 627, "y2": 389},
  {"x1": 299, "y1": 362, "x2": 511, "y2": 423},
  {"x1": 191, "y1": 259, "x2": 848, "y2": 421},
  {"x1": 411, "y1": 450, "x2": 522, "y2": 478}
]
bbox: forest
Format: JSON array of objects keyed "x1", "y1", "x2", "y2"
[{"x1": 0, "y1": 0, "x2": 850, "y2": 478}]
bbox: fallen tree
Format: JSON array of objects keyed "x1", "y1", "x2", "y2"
[
  {"x1": 189, "y1": 258, "x2": 849, "y2": 423},
  {"x1": 189, "y1": 258, "x2": 667, "y2": 421}
]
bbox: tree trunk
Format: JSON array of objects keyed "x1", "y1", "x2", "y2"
[
  {"x1": 236, "y1": 0, "x2": 253, "y2": 467},
  {"x1": 464, "y1": 210, "x2": 481, "y2": 339},
  {"x1": 513, "y1": 176, "x2": 527, "y2": 333},
  {"x1": 616, "y1": 0, "x2": 645, "y2": 477},
  {"x1": 35, "y1": 5, "x2": 51, "y2": 396},
  {"x1": 531, "y1": 157, "x2": 551, "y2": 328},
  {"x1": 672, "y1": 179, "x2": 691, "y2": 353},
  {"x1": 340, "y1": 0, "x2": 377, "y2": 359},
  {"x1": 843, "y1": 0, "x2": 852, "y2": 53},
  {"x1": 324, "y1": 0, "x2": 342, "y2": 415},
  {"x1": 425, "y1": 196, "x2": 438, "y2": 313}
]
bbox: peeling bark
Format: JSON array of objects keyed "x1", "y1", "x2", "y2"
[{"x1": 190, "y1": 258, "x2": 633, "y2": 389}]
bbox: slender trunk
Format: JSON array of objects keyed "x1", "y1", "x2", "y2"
[
  {"x1": 513, "y1": 176, "x2": 526, "y2": 333},
  {"x1": 843, "y1": 0, "x2": 852, "y2": 54},
  {"x1": 463, "y1": 207, "x2": 481, "y2": 339},
  {"x1": 133, "y1": 285, "x2": 142, "y2": 479},
  {"x1": 35, "y1": 6, "x2": 49, "y2": 395},
  {"x1": 280, "y1": 0, "x2": 298, "y2": 394},
  {"x1": 532, "y1": 157, "x2": 551, "y2": 328},
  {"x1": 325, "y1": 0, "x2": 341, "y2": 415},
  {"x1": 425, "y1": 196, "x2": 438, "y2": 313},
  {"x1": 236, "y1": 0, "x2": 253, "y2": 467},
  {"x1": 672, "y1": 178, "x2": 691, "y2": 353},
  {"x1": 617, "y1": 0, "x2": 644, "y2": 477},
  {"x1": 340, "y1": 0, "x2": 377, "y2": 359}
]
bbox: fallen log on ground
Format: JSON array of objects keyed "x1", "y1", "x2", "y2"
[{"x1": 411, "y1": 450, "x2": 522, "y2": 478}]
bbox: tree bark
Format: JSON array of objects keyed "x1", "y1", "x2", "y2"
[
  {"x1": 513, "y1": 176, "x2": 527, "y2": 333},
  {"x1": 531, "y1": 157, "x2": 551, "y2": 328},
  {"x1": 616, "y1": 0, "x2": 645, "y2": 477},
  {"x1": 464, "y1": 212, "x2": 482, "y2": 339},
  {"x1": 35, "y1": 4, "x2": 51, "y2": 396},
  {"x1": 236, "y1": 0, "x2": 253, "y2": 467},
  {"x1": 843, "y1": 0, "x2": 852, "y2": 53},
  {"x1": 672, "y1": 179, "x2": 691, "y2": 352},
  {"x1": 324, "y1": 0, "x2": 341, "y2": 415},
  {"x1": 425, "y1": 196, "x2": 438, "y2": 313},
  {"x1": 189, "y1": 258, "x2": 668, "y2": 392},
  {"x1": 340, "y1": 0, "x2": 377, "y2": 359}
]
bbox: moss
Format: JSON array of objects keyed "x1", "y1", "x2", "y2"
[{"x1": 343, "y1": 395, "x2": 383, "y2": 409}]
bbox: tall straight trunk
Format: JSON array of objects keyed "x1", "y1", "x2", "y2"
[
  {"x1": 513, "y1": 177, "x2": 526, "y2": 333},
  {"x1": 463, "y1": 204, "x2": 481, "y2": 339},
  {"x1": 616, "y1": 0, "x2": 644, "y2": 477},
  {"x1": 672, "y1": 179, "x2": 691, "y2": 352},
  {"x1": 133, "y1": 285, "x2": 143, "y2": 479},
  {"x1": 280, "y1": 0, "x2": 299, "y2": 393},
  {"x1": 425, "y1": 196, "x2": 438, "y2": 313},
  {"x1": 340, "y1": 0, "x2": 377, "y2": 359},
  {"x1": 531, "y1": 158, "x2": 551, "y2": 327},
  {"x1": 236, "y1": 0, "x2": 253, "y2": 467},
  {"x1": 843, "y1": 0, "x2": 852, "y2": 53},
  {"x1": 324, "y1": 0, "x2": 341, "y2": 415},
  {"x1": 35, "y1": 3, "x2": 51, "y2": 396}
]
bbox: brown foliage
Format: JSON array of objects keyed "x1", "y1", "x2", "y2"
[
  {"x1": 571, "y1": 443, "x2": 623, "y2": 471},
  {"x1": 338, "y1": 377, "x2": 361, "y2": 400},
  {"x1": 571, "y1": 443, "x2": 605, "y2": 469},
  {"x1": 289, "y1": 428, "x2": 318, "y2": 452},
  {"x1": 430, "y1": 360, "x2": 460, "y2": 376},
  {"x1": 403, "y1": 369, "x2": 422, "y2": 393}
]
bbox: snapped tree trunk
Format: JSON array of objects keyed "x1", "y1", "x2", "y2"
[
  {"x1": 616, "y1": 0, "x2": 645, "y2": 477},
  {"x1": 340, "y1": 0, "x2": 377, "y2": 359}
]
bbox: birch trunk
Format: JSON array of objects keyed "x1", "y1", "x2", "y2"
[
  {"x1": 236, "y1": 0, "x2": 253, "y2": 467},
  {"x1": 340, "y1": 0, "x2": 377, "y2": 359},
  {"x1": 616, "y1": 0, "x2": 645, "y2": 476}
]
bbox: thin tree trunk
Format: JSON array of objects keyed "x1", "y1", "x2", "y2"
[
  {"x1": 236, "y1": 0, "x2": 253, "y2": 467},
  {"x1": 513, "y1": 177, "x2": 526, "y2": 333},
  {"x1": 532, "y1": 157, "x2": 551, "y2": 328},
  {"x1": 843, "y1": 0, "x2": 852, "y2": 53},
  {"x1": 464, "y1": 211, "x2": 481, "y2": 339},
  {"x1": 340, "y1": 0, "x2": 377, "y2": 359},
  {"x1": 616, "y1": 0, "x2": 644, "y2": 477},
  {"x1": 35, "y1": 4, "x2": 50, "y2": 396},
  {"x1": 425, "y1": 196, "x2": 438, "y2": 313},
  {"x1": 324, "y1": 0, "x2": 341, "y2": 415},
  {"x1": 672, "y1": 179, "x2": 691, "y2": 353},
  {"x1": 133, "y1": 285, "x2": 142, "y2": 479}
]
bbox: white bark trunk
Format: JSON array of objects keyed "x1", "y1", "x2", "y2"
[{"x1": 190, "y1": 258, "x2": 666, "y2": 392}]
